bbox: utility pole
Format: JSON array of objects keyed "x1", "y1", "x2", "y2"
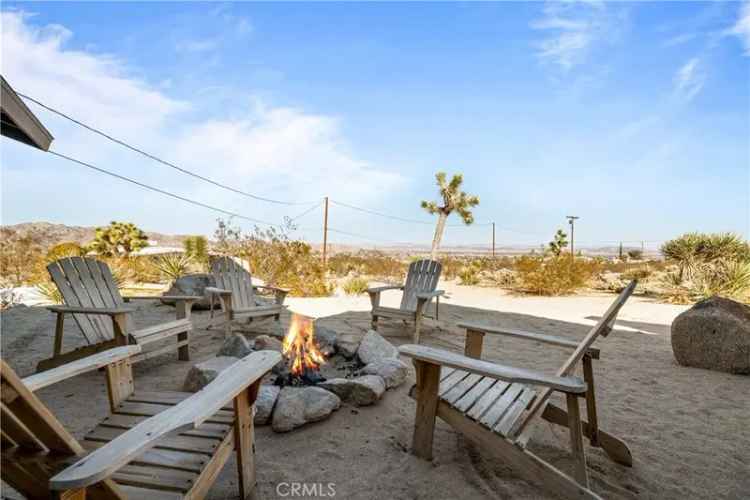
[
  {"x1": 492, "y1": 222, "x2": 496, "y2": 258},
  {"x1": 322, "y1": 196, "x2": 329, "y2": 268},
  {"x1": 566, "y1": 215, "x2": 579, "y2": 259}
]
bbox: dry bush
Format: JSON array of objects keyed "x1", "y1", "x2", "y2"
[
  {"x1": 458, "y1": 262, "x2": 481, "y2": 286},
  {"x1": 342, "y1": 276, "x2": 369, "y2": 295},
  {"x1": 514, "y1": 255, "x2": 600, "y2": 296},
  {"x1": 327, "y1": 251, "x2": 406, "y2": 280},
  {"x1": 0, "y1": 227, "x2": 46, "y2": 286},
  {"x1": 661, "y1": 260, "x2": 750, "y2": 304}
]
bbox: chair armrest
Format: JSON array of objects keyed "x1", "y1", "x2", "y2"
[
  {"x1": 22, "y1": 346, "x2": 141, "y2": 392},
  {"x1": 458, "y1": 322, "x2": 600, "y2": 359},
  {"x1": 47, "y1": 305, "x2": 135, "y2": 315},
  {"x1": 49, "y1": 350, "x2": 282, "y2": 491},
  {"x1": 367, "y1": 285, "x2": 404, "y2": 295},
  {"x1": 124, "y1": 295, "x2": 202, "y2": 301},
  {"x1": 254, "y1": 285, "x2": 290, "y2": 294},
  {"x1": 204, "y1": 287, "x2": 232, "y2": 296},
  {"x1": 399, "y1": 344, "x2": 586, "y2": 394},
  {"x1": 416, "y1": 290, "x2": 445, "y2": 300}
]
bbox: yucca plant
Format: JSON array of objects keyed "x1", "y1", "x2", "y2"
[
  {"x1": 152, "y1": 253, "x2": 193, "y2": 283},
  {"x1": 342, "y1": 276, "x2": 369, "y2": 295},
  {"x1": 692, "y1": 259, "x2": 750, "y2": 302}
]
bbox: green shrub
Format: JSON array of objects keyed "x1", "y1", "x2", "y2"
[
  {"x1": 661, "y1": 232, "x2": 750, "y2": 282},
  {"x1": 342, "y1": 276, "x2": 369, "y2": 295},
  {"x1": 627, "y1": 249, "x2": 643, "y2": 260},
  {"x1": 46, "y1": 241, "x2": 86, "y2": 261},
  {"x1": 87, "y1": 221, "x2": 149, "y2": 257},
  {"x1": 152, "y1": 253, "x2": 193, "y2": 283},
  {"x1": 514, "y1": 255, "x2": 600, "y2": 296},
  {"x1": 458, "y1": 262, "x2": 481, "y2": 286},
  {"x1": 184, "y1": 235, "x2": 209, "y2": 271}
]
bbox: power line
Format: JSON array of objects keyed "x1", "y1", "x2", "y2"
[
  {"x1": 330, "y1": 199, "x2": 497, "y2": 228},
  {"x1": 18, "y1": 92, "x2": 319, "y2": 207},
  {"x1": 288, "y1": 201, "x2": 323, "y2": 222},
  {"x1": 48, "y1": 150, "x2": 286, "y2": 227}
]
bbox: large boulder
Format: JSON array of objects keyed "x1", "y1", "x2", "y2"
[
  {"x1": 319, "y1": 376, "x2": 385, "y2": 406},
  {"x1": 254, "y1": 335, "x2": 283, "y2": 353},
  {"x1": 361, "y1": 358, "x2": 409, "y2": 389},
  {"x1": 357, "y1": 330, "x2": 398, "y2": 365},
  {"x1": 254, "y1": 385, "x2": 281, "y2": 425},
  {"x1": 671, "y1": 296, "x2": 750, "y2": 374},
  {"x1": 217, "y1": 334, "x2": 253, "y2": 358},
  {"x1": 161, "y1": 273, "x2": 215, "y2": 310},
  {"x1": 271, "y1": 387, "x2": 341, "y2": 432},
  {"x1": 183, "y1": 356, "x2": 238, "y2": 392}
]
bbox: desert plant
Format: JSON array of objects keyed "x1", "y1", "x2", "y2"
[
  {"x1": 342, "y1": 276, "x2": 369, "y2": 295},
  {"x1": 0, "y1": 227, "x2": 46, "y2": 285},
  {"x1": 627, "y1": 249, "x2": 643, "y2": 260},
  {"x1": 514, "y1": 255, "x2": 600, "y2": 296},
  {"x1": 87, "y1": 221, "x2": 149, "y2": 257},
  {"x1": 458, "y1": 262, "x2": 481, "y2": 286},
  {"x1": 327, "y1": 251, "x2": 406, "y2": 280},
  {"x1": 35, "y1": 281, "x2": 63, "y2": 304},
  {"x1": 46, "y1": 241, "x2": 86, "y2": 261},
  {"x1": 691, "y1": 260, "x2": 750, "y2": 302},
  {"x1": 184, "y1": 235, "x2": 209, "y2": 270},
  {"x1": 152, "y1": 253, "x2": 193, "y2": 283},
  {"x1": 661, "y1": 232, "x2": 750, "y2": 282},
  {"x1": 548, "y1": 229, "x2": 569, "y2": 257},
  {"x1": 421, "y1": 172, "x2": 480, "y2": 260}
]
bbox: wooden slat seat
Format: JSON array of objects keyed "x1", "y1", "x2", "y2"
[
  {"x1": 368, "y1": 259, "x2": 445, "y2": 343},
  {"x1": 411, "y1": 368, "x2": 537, "y2": 440}
]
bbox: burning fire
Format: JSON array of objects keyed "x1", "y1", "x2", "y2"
[{"x1": 282, "y1": 315, "x2": 326, "y2": 376}]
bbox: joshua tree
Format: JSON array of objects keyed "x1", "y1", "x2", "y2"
[
  {"x1": 183, "y1": 235, "x2": 209, "y2": 269},
  {"x1": 548, "y1": 229, "x2": 569, "y2": 257},
  {"x1": 88, "y1": 221, "x2": 149, "y2": 257},
  {"x1": 421, "y1": 172, "x2": 480, "y2": 260}
]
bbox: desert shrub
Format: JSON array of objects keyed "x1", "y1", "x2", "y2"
[
  {"x1": 46, "y1": 241, "x2": 86, "y2": 261},
  {"x1": 458, "y1": 262, "x2": 481, "y2": 286},
  {"x1": 342, "y1": 276, "x2": 369, "y2": 295},
  {"x1": 0, "y1": 227, "x2": 46, "y2": 286},
  {"x1": 327, "y1": 251, "x2": 405, "y2": 280},
  {"x1": 485, "y1": 268, "x2": 518, "y2": 288},
  {"x1": 184, "y1": 235, "x2": 209, "y2": 271},
  {"x1": 152, "y1": 253, "x2": 193, "y2": 283},
  {"x1": 661, "y1": 260, "x2": 750, "y2": 304},
  {"x1": 548, "y1": 229, "x2": 569, "y2": 257},
  {"x1": 35, "y1": 281, "x2": 62, "y2": 304},
  {"x1": 514, "y1": 255, "x2": 600, "y2": 296},
  {"x1": 621, "y1": 267, "x2": 652, "y2": 281},
  {"x1": 231, "y1": 225, "x2": 332, "y2": 297},
  {"x1": 661, "y1": 232, "x2": 750, "y2": 281},
  {"x1": 87, "y1": 221, "x2": 149, "y2": 257},
  {"x1": 627, "y1": 249, "x2": 643, "y2": 260},
  {"x1": 0, "y1": 286, "x2": 21, "y2": 310}
]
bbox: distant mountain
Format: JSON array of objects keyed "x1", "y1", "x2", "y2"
[{"x1": 2, "y1": 222, "x2": 191, "y2": 249}]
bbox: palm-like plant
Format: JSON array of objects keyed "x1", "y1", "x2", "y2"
[{"x1": 421, "y1": 172, "x2": 480, "y2": 260}]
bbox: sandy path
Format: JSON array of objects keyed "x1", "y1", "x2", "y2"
[{"x1": 1, "y1": 282, "x2": 747, "y2": 499}]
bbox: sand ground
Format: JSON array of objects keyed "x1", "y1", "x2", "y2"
[{"x1": 1, "y1": 281, "x2": 748, "y2": 499}]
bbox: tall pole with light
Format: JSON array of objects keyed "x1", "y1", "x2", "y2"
[{"x1": 566, "y1": 215, "x2": 579, "y2": 260}]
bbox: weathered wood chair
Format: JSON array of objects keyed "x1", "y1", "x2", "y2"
[
  {"x1": 206, "y1": 257, "x2": 289, "y2": 337},
  {"x1": 367, "y1": 259, "x2": 444, "y2": 343},
  {"x1": 400, "y1": 281, "x2": 637, "y2": 500},
  {"x1": 1, "y1": 345, "x2": 280, "y2": 499},
  {"x1": 41, "y1": 257, "x2": 201, "y2": 372}
]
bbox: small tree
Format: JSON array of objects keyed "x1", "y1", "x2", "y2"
[
  {"x1": 421, "y1": 172, "x2": 480, "y2": 260},
  {"x1": 548, "y1": 229, "x2": 569, "y2": 257},
  {"x1": 88, "y1": 221, "x2": 148, "y2": 257},
  {"x1": 184, "y1": 235, "x2": 209, "y2": 269}
]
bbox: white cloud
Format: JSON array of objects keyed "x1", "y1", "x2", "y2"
[
  {"x1": 662, "y1": 32, "x2": 698, "y2": 48},
  {"x1": 175, "y1": 38, "x2": 219, "y2": 53},
  {"x1": 673, "y1": 57, "x2": 706, "y2": 102},
  {"x1": 0, "y1": 10, "x2": 403, "y2": 235},
  {"x1": 726, "y1": 1, "x2": 750, "y2": 55},
  {"x1": 531, "y1": 0, "x2": 623, "y2": 71}
]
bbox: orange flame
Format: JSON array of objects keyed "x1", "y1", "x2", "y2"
[{"x1": 282, "y1": 315, "x2": 326, "y2": 376}]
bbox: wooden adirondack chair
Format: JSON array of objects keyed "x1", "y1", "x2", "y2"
[
  {"x1": 368, "y1": 259, "x2": 444, "y2": 343},
  {"x1": 40, "y1": 257, "x2": 201, "y2": 372},
  {"x1": 206, "y1": 257, "x2": 289, "y2": 337},
  {"x1": 400, "y1": 281, "x2": 637, "y2": 500},
  {"x1": 1, "y1": 345, "x2": 280, "y2": 499}
]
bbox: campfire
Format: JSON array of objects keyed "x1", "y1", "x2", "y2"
[{"x1": 280, "y1": 315, "x2": 327, "y2": 385}]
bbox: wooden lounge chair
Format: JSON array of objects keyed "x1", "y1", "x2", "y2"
[
  {"x1": 206, "y1": 256, "x2": 289, "y2": 337},
  {"x1": 368, "y1": 259, "x2": 444, "y2": 343},
  {"x1": 40, "y1": 257, "x2": 201, "y2": 372},
  {"x1": 1, "y1": 344, "x2": 280, "y2": 499},
  {"x1": 400, "y1": 281, "x2": 637, "y2": 500}
]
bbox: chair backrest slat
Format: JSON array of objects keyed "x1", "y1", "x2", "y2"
[
  {"x1": 211, "y1": 257, "x2": 256, "y2": 310},
  {"x1": 49, "y1": 257, "x2": 119, "y2": 343},
  {"x1": 400, "y1": 259, "x2": 442, "y2": 311},
  {"x1": 510, "y1": 281, "x2": 637, "y2": 440}
]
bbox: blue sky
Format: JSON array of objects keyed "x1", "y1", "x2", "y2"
[{"x1": 1, "y1": 1, "x2": 748, "y2": 250}]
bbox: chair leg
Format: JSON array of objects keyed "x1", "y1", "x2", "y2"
[
  {"x1": 175, "y1": 300, "x2": 191, "y2": 362},
  {"x1": 566, "y1": 393, "x2": 589, "y2": 487},
  {"x1": 582, "y1": 355, "x2": 599, "y2": 446},
  {"x1": 411, "y1": 360, "x2": 441, "y2": 460},
  {"x1": 371, "y1": 315, "x2": 379, "y2": 330},
  {"x1": 234, "y1": 384, "x2": 259, "y2": 500},
  {"x1": 414, "y1": 315, "x2": 422, "y2": 344}
]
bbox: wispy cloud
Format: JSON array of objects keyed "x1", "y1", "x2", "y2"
[
  {"x1": 673, "y1": 57, "x2": 706, "y2": 102},
  {"x1": 175, "y1": 38, "x2": 219, "y2": 53},
  {"x1": 662, "y1": 32, "x2": 698, "y2": 48},
  {"x1": 530, "y1": 0, "x2": 625, "y2": 72},
  {"x1": 726, "y1": 0, "x2": 750, "y2": 55}
]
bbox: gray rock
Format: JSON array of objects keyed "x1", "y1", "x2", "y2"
[
  {"x1": 161, "y1": 273, "x2": 216, "y2": 310},
  {"x1": 271, "y1": 387, "x2": 341, "y2": 432},
  {"x1": 266, "y1": 323, "x2": 287, "y2": 340},
  {"x1": 217, "y1": 334, "x2": 253, "y2": 358},
  {"x1": 254, "y1": 385, "x2": 280, "y2": 425},
  {"x1": 337, "y1": 340, "x2": 359, "y2": 360},
  {"x1": 357, "y1": 330, "x2": 398, "y2": 364},
  {"x1": 671, "y1": 296, "x2": 750, "y2": 374},
  {"x1": 362, "y1": 358, "x2": 409, "y2": 389},
  {"x1": 314, "y1": 325, "x2": 337, "y2": 356},
  {"x1": 183, "y1": 356, "x2": 238, "y2": 392},
  {"x1": 318, "y1": 375, "x2": 386, "y2": 406},
  {"x1": 254, "y1": 335, "x2": 283, "y2": 352}
]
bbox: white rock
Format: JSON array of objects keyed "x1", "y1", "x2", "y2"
[
  {"x1": 254, "y1": 385, "x2": 280, "y2": 425},
  {"x1": 272, "y1": 386, "x2": 341, "y2": 432},
  {"x1": 318, "y1": 375, "x2": 386, "y2": 406},
  {"x1": 217, "y1": 334, "x2": 253, "y2": 358},
  {"x1": 362, "y1": 358, "x2": 409, "y2": 389},
  {"x1": 357, "y1": 330, "x2": 398, "y2": 364},
  {"x1": 183, "y1": 357, "x2": 237, "y2": 392}
]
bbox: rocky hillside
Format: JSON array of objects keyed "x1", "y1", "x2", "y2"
[{"x1": 2, "y1": 222, "x2": 191, "y2": 249}]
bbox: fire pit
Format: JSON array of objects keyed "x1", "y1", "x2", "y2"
[{"x1": 279, "y1": 315, "x2": 327, "y2": 385}]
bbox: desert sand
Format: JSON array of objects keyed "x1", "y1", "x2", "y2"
[{"x1": 1, "y1": 281, "x2": 747, "y2": 499}]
